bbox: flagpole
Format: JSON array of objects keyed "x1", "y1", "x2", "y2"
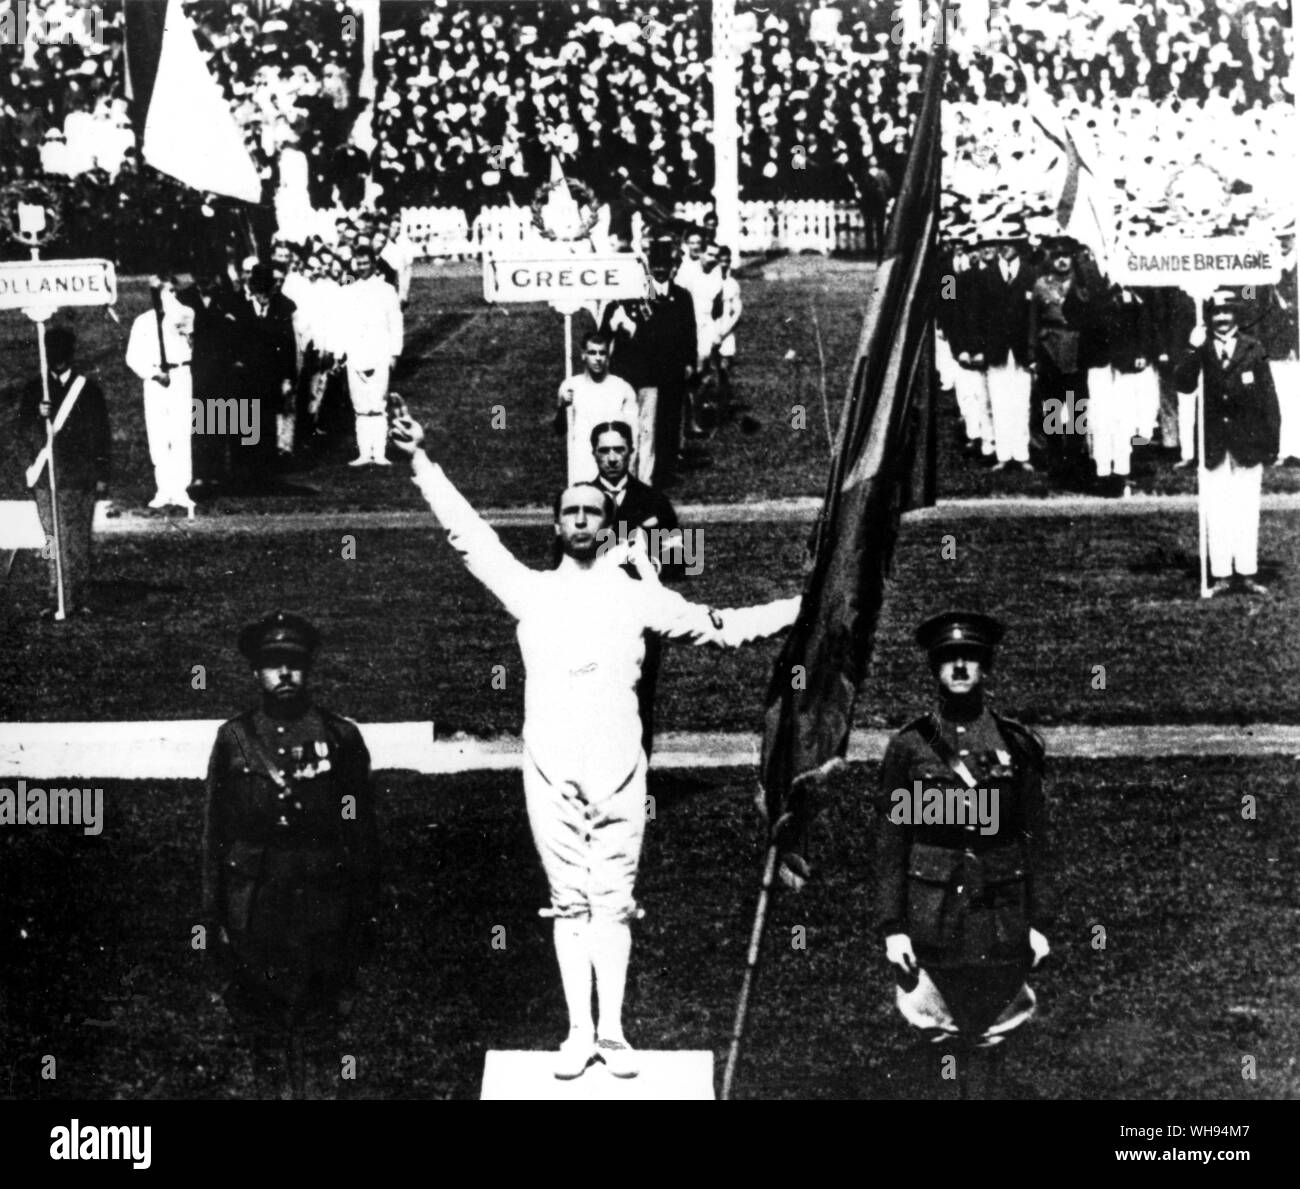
[
  {"x1": 712, "y1": 0, "x2": 741, "y2": 252},
  {"x1": 721, "y1": 840, "x2": 779, "y2": 1101}
]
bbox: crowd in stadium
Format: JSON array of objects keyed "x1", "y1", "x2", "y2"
[
  {"x1": 0, "y1": 0, "x2": 1296, "y2": 509},
  {"x1": 2, "y1": 1, "x2": 1294, "y2": 255}
]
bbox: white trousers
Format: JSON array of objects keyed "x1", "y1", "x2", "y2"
[
  {"x1": 1178, "y1": 385, "x2": 1199, "y2": 463},
  {"x1": 523, "y1": 748, "x2": 647, "y2": 924},
  {"x1": 954, "y1": 367, "x2": 993, "y2": 453},
  {"x1": 348, "y1": 360, "x2": 390, "y2": 461},
  {"x1": 987, "y1": 360, "x2": 1031, "y2": 463},
  {"x1": 1116, "y1": 366, "x2": 1160, "y2": 442},
  {"x1": 143, "y1": 374, "x2": 193, "y2": 504},
  {"x1": 1087, "y1": 366, "x2": 1131, "y2": 477},
  {"x1": 1203, "y1": 453, "x2": 1263, "y2": 579},
  {"x1": 935, "y1": 330, "x2": 958, "y2": 390},
  {"x1": 1273, "y1": 358, "x2": 1300, "y2": 460}
]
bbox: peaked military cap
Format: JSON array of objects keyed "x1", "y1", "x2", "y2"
[
  {"x1": 238, "y1": 611, "x2": 321, "y2": 665},
  {"x1": 915, "y1": 610, "x2": 1004, "y2": 660}
]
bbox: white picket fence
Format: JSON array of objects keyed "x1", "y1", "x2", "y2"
[{"x1": 401, "y1": 199, "x2": 867, "y2": 259}]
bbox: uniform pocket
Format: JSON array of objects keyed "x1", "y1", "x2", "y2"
[
  {"x1": 906, "y1": 845, "x2": 962, "y2": 950},
  {"x1": 222, "y1": 843, "x2": 264, "y2": 933}
]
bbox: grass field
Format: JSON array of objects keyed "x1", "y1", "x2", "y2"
[
  {"x1": 3, "y1": 758, "x2": 1296, "y2": 1101},
  {"x1": 4, "y1": 258, "x2": 1299, "y2": 512},
  {"x1": 2, "y1": 509, "x2": 1298, "y2": 725},
  {"x1": 4, "y1": 253, "x2": 1298, "y2": 1107}
]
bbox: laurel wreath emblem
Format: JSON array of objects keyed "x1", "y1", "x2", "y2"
[{"x1": 530, "y1": 177, "x2": 600, "y2": 242}]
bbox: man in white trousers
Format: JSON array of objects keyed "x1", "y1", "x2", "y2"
[
  {"x1": 973, "y1": 231, "x2": 1036, "y2": 472},
  {"x1": 1175, "y1": 292, "x2": 1280, "y2": 596},
  {"x1": 389, "y1": 409, "x2": 800, "y2": 1080},
  {"x1": 339, "y1": 252, "x2": 403, "y2": 466},
  {"x1": 126, "y1": 276, "x2": 195, "y2": 510}
]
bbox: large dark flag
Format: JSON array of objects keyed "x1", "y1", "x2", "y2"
[{"x1": 759, "y1": 42, "x2": 946, "y2": 858}]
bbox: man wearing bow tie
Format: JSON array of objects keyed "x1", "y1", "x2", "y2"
[
  {"x1": 586, "y1": 420, "x2": 685, "y2": 759},
  {"x1": 17, "y1": 326, "x2": 110, "y2": 618},
  {"x1": 1175, "y1": 291, "x2": 1280, "y2": 596}
]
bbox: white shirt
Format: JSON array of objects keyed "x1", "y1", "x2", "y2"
[
  {"x1": 338, "y1": 275, "x2": 403, "y2": 368},
  {"x1": 410, "y1": 453, "x2": 799, "y2": 794},
  {"x1": 126, "y1": 309, "x2": 192, "y2": 391},
  {"x1": 561, "y1": 371, "x2": 639, "y2": 481},
  {"x1": 380, "y1": 235, "x2": 416, "y2": 303},
  {"x1": 684, "y1": 266, "x2": 724, "y2": 353},
  {"x1": 714, "y1": 275, "x2": 743, "y2": 356}
]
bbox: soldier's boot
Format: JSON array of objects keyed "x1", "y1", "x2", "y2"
[
  {"x1": 964, "y1": 1042, "x2": 1007, "y2": 1101},
  {"x1": 927, "y1": 1041, "x2": 966, "y2": 1100},
  {"x1": 286, "y1": 1031, "x2": 308, "y2": 1100},
  {"x1": 897, "y1": 1039, "x2": 957, "y2": 1100},
  {"x1": 250, "y1": 1037, "x2": 291, "y2": 1100}
]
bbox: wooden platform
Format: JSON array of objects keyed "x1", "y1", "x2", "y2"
[{"x1": 481, "y1": 1050, "x2": 715, "y2": 1100}]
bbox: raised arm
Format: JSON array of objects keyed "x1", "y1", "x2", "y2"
[
  {"x1": 640, "y1": 574, "x2": 800, "y2": 648},
  {"x1": 391, "y1": 413, "x2": 536, "y2": 619}
]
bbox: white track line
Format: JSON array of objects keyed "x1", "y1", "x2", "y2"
[{"x1": 0, "y1": 722, "x2": 1296, "y2": 779}]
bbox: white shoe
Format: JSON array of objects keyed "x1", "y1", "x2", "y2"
[
  {"x1": 148, "y1": 495, "x2": 168, "y2": 509},
  {"x1": 371, "y1": 456, "x2": 393, "y2": 467},
  {"x1": 596, "y1": 1037, "x2": 640, "y2": 1079},
  {"x1": 348, "y1": 456, "x2": 369, "y2": 467},
  {"x1": 554, "y1": 1033, "x2": 596, "y2": 1080}
]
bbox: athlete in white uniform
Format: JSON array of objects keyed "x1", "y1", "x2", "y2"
[
  {"x1": 558, "y1": 332, "x2": 639, "y2": 485},
  {"x1": 338, "y1": 254, "x2": 403, "y2": 465},
  {"x1": 126, "y1": 278, "x2": 194, "y2": 510},
  {"x1": 390, "y1": 410, "x2": 800, "y2": 1080}
]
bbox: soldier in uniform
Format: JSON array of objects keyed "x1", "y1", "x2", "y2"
[
  {"x1": 202, "y1": 612, "x2": 381, "y2": 1098},
  {"x1": 875, "y1": 611, "x2": 1051, "y2": 1099}
]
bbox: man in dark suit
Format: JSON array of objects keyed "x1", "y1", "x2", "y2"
[
  {"x1": 1146, "y1": 286, "x2": 1198, "y2": 461},
  {"x1": 971, "y1": 230, "x2": 1037, "y2": 471},
  {"x1": 1175, "y1": 291, "x2": 1280, "y2": 596},
  {"x1": 601, "y1": 237, "x2": 697, "y2": 486},
  {"x1": 203, "y1": 612, "x2": 380, "y2": 1098},
  {"x1": 17, "y1": 327, "x2": 110, "y2": 618},
  {"x1": 1030, "y1": 237, "x2": 1095, "y2": 483},
  {"x1": 587, "y1": 421, "x2": 686, "y2": 759},
  {"x1": 876, "y1": 611, "x2": 1051, "y2": 1099},
  {"x1": 946, "y1": 238, "x2": 994, "y2": 460},
  {"x1": 226, "y1": 264, "x2": 298, "y2": 490}
]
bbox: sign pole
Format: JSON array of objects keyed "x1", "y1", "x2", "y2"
[
  {"x1": 32, "y1": 295, "x2": 67, "y2": 621},
  {"x1": 1186, "y1": 283, "x2": 1212, "y2": 598},
  {"x1": 554, "y1": 300, "x2": 578, "y2": 456}
]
